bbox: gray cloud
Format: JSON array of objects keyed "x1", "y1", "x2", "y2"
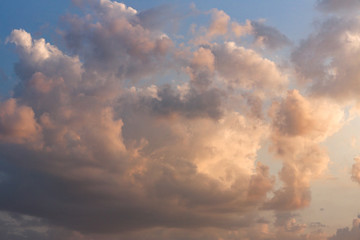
[
  {"x1": 61, "y1": 2, "x2": 173, "y2": 82},
  {"x1": 212, "y1": 42, "x2": 287, "y2": 93},
  {"x1": 146, "y1": 86, "x2": 224, "y2": 119},
  {"x1": 291, "y1": 17, "x2": 360, "y2": 102},
  {"x1": 1, "y1": 1, "x2": 356, "y2": 240},
  {"x1": 231, "y1": 19, "x2": 291, "y2": 50},
  {"x1": 2, "y1": 15, "x2": 275, "y2": 237},
  {"x1": 316, "y1": 0, "x2": 360, "y2": 13},
  {"x1": 329, "y1": 217, "x2": 360, "y2": 240},
  {"x1": 251, "y1": 20, "x2": 292, "y2": 50}
]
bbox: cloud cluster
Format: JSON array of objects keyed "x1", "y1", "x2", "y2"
[
  {"x1": 213, "y1": 42, "x2": 287, "y2": 92},
  {"x1": 292, "y1": 16, "x2": 360, "y2": 104},
  {"x1": 267, "y1": 90, "x2": 344, "y2": 210},
  {"x1": 62, "y1": 0, "x2": 173, "y2": 81},
  {"x1": 0, "y1": 0, "x2": 357, "y2": 239},
  {"x1": 192, "y1": 7, "x2": 291, "y2": 50},
  {"x1": 1, "y1": 0, "x2": 284, "y2": 236}
]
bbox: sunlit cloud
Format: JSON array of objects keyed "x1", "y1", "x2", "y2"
[{"x1": 1, "y1": 0, "x2": 360, "y2": 239}]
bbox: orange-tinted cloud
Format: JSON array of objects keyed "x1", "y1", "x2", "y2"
[
  {"x1": 0, "y1": 1, "x2": 356, "y2": 240},
  {"x1": 0, "y1": 99, "x2": 41, "y2": 145}
]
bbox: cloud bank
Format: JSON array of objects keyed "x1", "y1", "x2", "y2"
[{"x1": 0, "y1": 0, "x2": 359, "y2": 239}]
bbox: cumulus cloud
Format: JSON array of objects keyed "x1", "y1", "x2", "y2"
[
  {"x1": 213, "y1": 41, "x2": 288, "y2": 93},
  {"x1": 0, "y1": 1, "x2": 355, "y2": 240},
  {"x1": 2, "y1": 11, "x2": 277, "y2": 237},
  {"x1": 267, "y1": 90, "x2": 344, "y2": 210},
  {"x1": 231, "y1": 20, "x2": 253, "y2": 37},
  {"x1": 186, "y1": 47, "x2": 215, "y2": 91},
  {"x1": 0, "y1": 99, "x2": 41, "y2": 145},
  {"x1": 292, "y1": 17, "x2": 360, "y2": 103},
  {"x1": 232, "y1": 19, "x2": 291, "y2": 49},
  {"x1": 250, "y1": 20, "x2": 291, "y2": 49},
  {"x1": 208, "y1": 9, "x2": 230, "y2": 37},
  {"x1": 61, "y1": 0, "x2": 173, "y2": 81},
  {"x1": 190, "y1": 7, "x2": 290, "y2": 50}
]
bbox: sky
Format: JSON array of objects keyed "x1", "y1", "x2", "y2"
[{"x1": 1, "y1": 0, "x2": 360, "y2": 239}]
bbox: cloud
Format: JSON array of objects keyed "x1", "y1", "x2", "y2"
[
  {"x1": 316, "y1": 0, "x2": 360, "y2": 13},
  {"x1": 184, "y1": 41, "x2": 288, "y2": 96},
  {"x1": 208, "y1": 9, "x2": 230, "y2": 37},
  {"x1": 266, "y1": 90, "x2": 344, "y2": 210},
  {"x1": 329, "y1": 217, "x2": 360, "y2": 240},
  {"x1": 0, "y1": 210, "x2": 326, "y2": 240},
  {"x1": 250, "y1": 20, "x2": 291, "y2": 49},
  {"x1": 143, "y1": 86, "x2": 224, "y2": 119},
  {"x1": 0, "y1": 99, "x2": 42, "y2": 145},
  {"x1": 212, "y1": 42, "x2": 287, "y2": 93},
  {"x1": 61, "y1": 0, "x2": 173, "y2": 81},
  {"x1": 231, "y1": 20, "x2": 253, "y2": 37},
  {"x1": 0, "y1": 1, "x2": 355, "y2": 239},
  {"x1": 292, "y1": 17, "x2": 360, "y2": 103},
  {"x1": 231, "y1": 19, "x2": 291, "y2": 50},
  {"x1": 2, "y1": 26, "x2": 275, "y2": 236},
  {"x1": 137, "y1": 4, "x2": 180, "y2": 31},
  {"x1": 0, "y1": 211, "x2": 84, "y2": 240},
  {"x1": 6, "y1": 29, "x2": 82, "y2": 90},
  {"x1": 351, "y1": 157, "x2": 360, "y2": 184},
  {"x1": 191, "y1": 8, "x2": 290, "y2": 50},
  {"x1": 186, "y1": 47, "x2": 215, "y2": 90}
]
